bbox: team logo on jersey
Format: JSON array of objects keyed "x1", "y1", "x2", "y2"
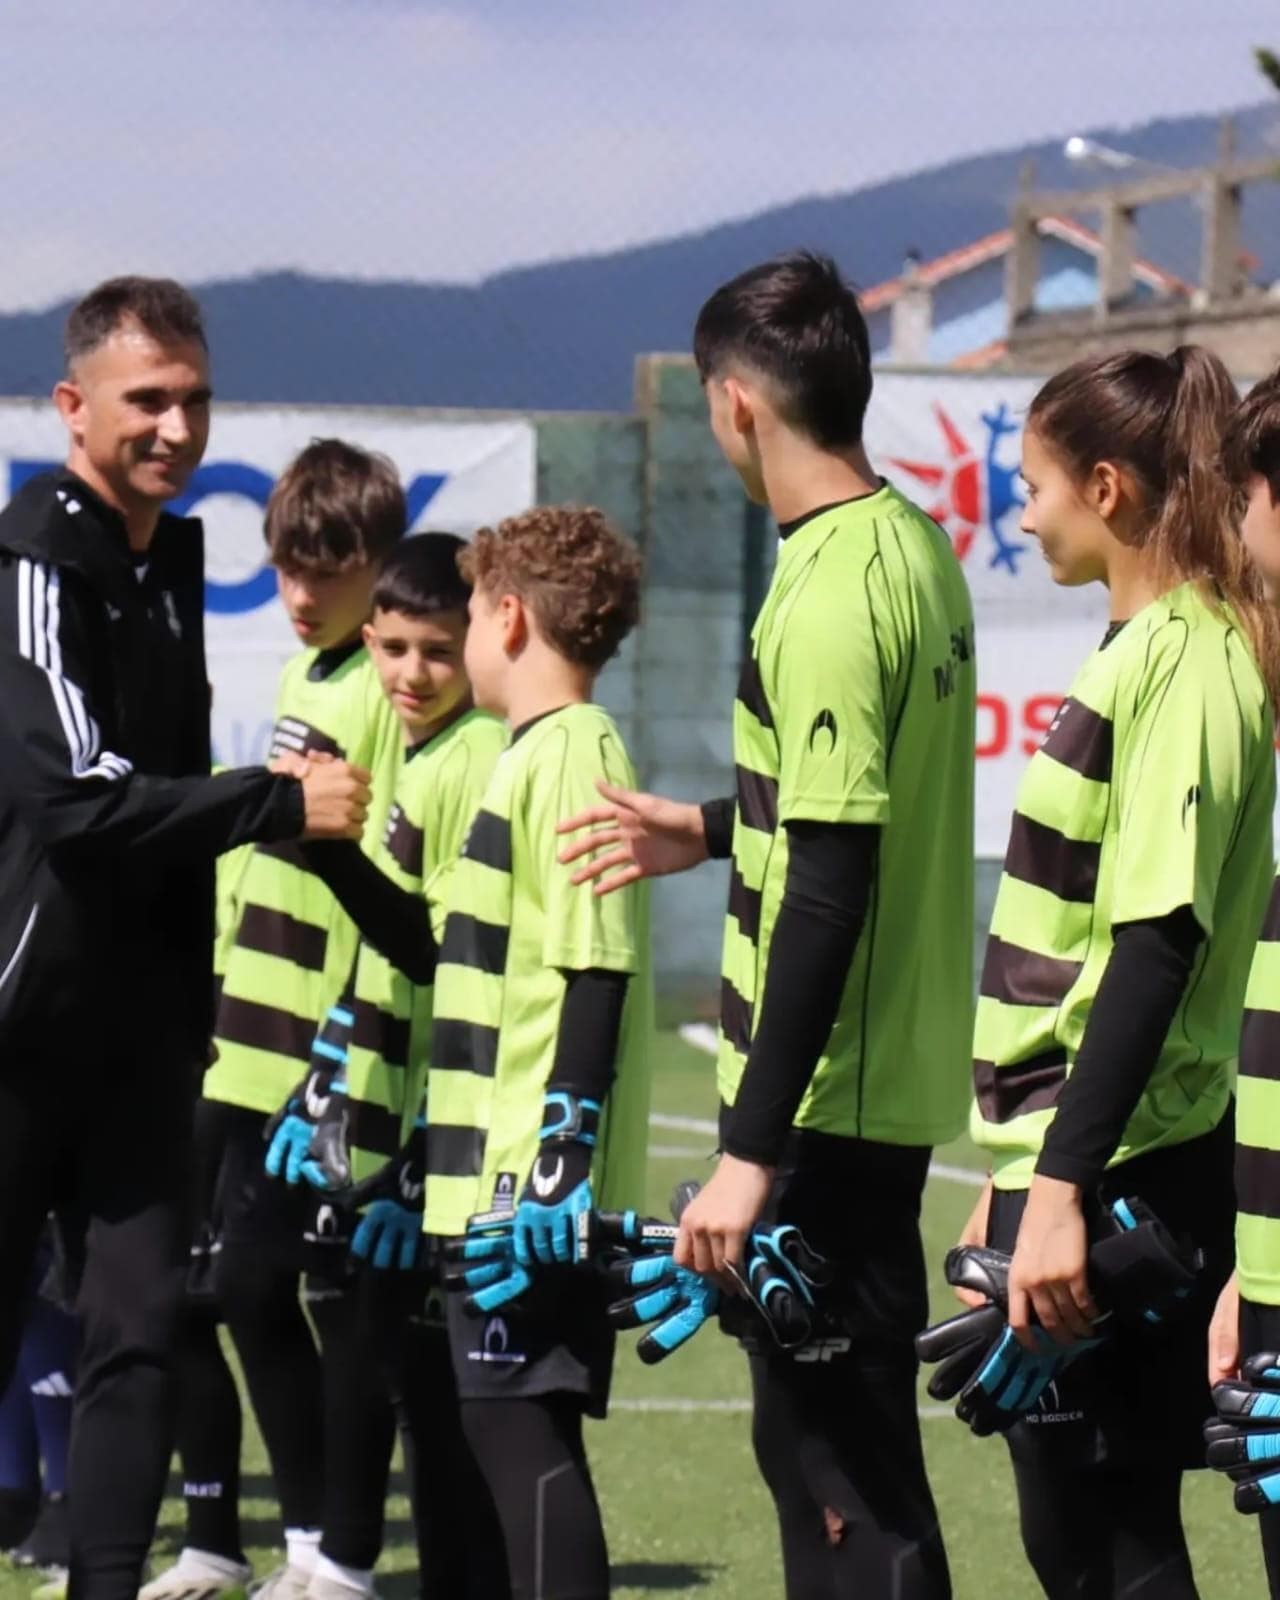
[
  {"x1": 889, "y1": 401, "x2": 1025, "y2": 574},
  {"x1": 808, "y1": 709, "x2": 838, "y2": 755},
  {"x1": 492, "y1": 1172, "x2": 518, "y2": 1213}
]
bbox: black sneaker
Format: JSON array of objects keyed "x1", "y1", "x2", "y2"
[{"x1": 11, "y1": 1492, "x2": 69, "y2": 1572}]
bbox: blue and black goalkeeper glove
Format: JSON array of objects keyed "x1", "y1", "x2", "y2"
[
  {"x1": 515, "y1": 1091, "x2": 601, "y2": 1267},
  {"x1": 446, "y1": 1201, "x2": 677, "y2": 1317},
  {"x1": 608, "y1": 1254, "x2": 721, "y2": 1363},
  {"x1": 1207, "y1": 1354, "x2": 1280, "y2": 1512},
  {"x1": 264, "y1": 1000, "x2": 357, "y2": 1191},
  {"x1": 917, "y1": 1196, "x2": 1201, "y2": 1437},
  {"x1": 346, "y1": 1115, "x2": 427, "y2": 1272},
  {"x1": 727, "y1": 1224, "x2": 834, "y2": 1350}
]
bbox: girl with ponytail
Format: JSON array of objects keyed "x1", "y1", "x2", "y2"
[{"x1": 952, "y1": 347, "x2": 1276, "y2": 1598}]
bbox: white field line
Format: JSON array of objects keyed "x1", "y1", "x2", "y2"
[
  {"x1": 648, "y1": 1112, "x2": 984, "y2": 1188},
  {"x1": 612, "y1": 1397, "x2": 951, "y2": 1420}
]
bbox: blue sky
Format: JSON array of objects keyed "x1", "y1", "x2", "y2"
[{"x1": 0, "y1": 0, "x2": 1275, "y2": 310}]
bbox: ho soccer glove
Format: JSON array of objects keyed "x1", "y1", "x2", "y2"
[
  {"x1": 346, "y1": 1115, "x2": 427, "y2": 1273},
  {"x1": 263, "y1": 1000, "x2": 358, "y2": 1191},
  {"x1": 608, "y1": 1254, "x2": 720, "y2": 1363},
  {"x1": 446, "y1": 1197, "x2": 678, "y2": 1318},
  {"x1": 1207, "y1": 1354, "x2": 1280, "y2": 1512},
  {"x1": 725, "y1": 1224, "x2": 834, "y2": 1351},
  {"x1": 916, "y1": 1196, "x2": 1201, "y2": 1437},
  {"x1": 513, "y1": 1091, "x2": 601, "y2": 1267}
]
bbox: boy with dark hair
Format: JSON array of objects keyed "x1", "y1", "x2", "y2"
[
  {"x1": 1205, "y1": 368, "x2": 1280, "y2": 1595},
  {"x1": 264, "y1": 532, "x2": 510, "y2": 1599},
  {"x1": 560, "y1": 252, "x2": 973, "y2": 1597},
  {"x1": 146, "y1": 441, "x2": 405, "y2": 1600}
]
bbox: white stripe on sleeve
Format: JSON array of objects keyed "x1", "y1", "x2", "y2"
[{"x1": 16, "y1": 558, "x2": 134, "y2": 783}]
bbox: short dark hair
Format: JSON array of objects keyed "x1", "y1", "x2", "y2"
[
  {"x1": 372, "y1": 532, "x2": 471, "y2": 618},
  {"x1": 1222, "y1": 368, "x2": 1280, "y2": 504},
  {"x1": 65, "y1": 276, "x2": 207, "y2": 368},
  {"x1": 459, "y1": 506, "x2": 641, "y2": 671},
  {"x1": 265, "y1": 438, "x2": 405, "y2": 571},
  {"x1": 692, "y1": 251, "x2": 873, "y2": 448}
]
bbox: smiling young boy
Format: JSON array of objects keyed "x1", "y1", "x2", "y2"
[{"x1": 263, "y1": 532, "x2": 509, "y2": 1599}]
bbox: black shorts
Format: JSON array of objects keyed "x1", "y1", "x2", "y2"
[
  {"x1": 445, "y1": 1252, "x2": 615, "y2": 1418},
  {"x1": 988, "y1": 1112, "x2": 1235, "y2": 1471},
  {"x1": 200, "y1": 1098, "x2": 355, "y2": 1285}
]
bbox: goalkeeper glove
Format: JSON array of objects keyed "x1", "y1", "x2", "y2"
[
  {"x1": 513, "y1": 1091, "x2": 600, "y2": 1267},
  {"x1": 446, "y1": 1202, "x2": 675, "y2": 1316},
  {"x1": 264, "y1": 1000, "x2": 357, "y2": 1190},
  {"x1": 724, "y1": 1223, "x2": 834, "y2": 1351},
  {"x1": 347, "y1": 1115, "x2": 427, "y2": 1272},
  {"x1": 916, "y1": 1197, "x2": 1198, "y2": 1437},
  {"x1": 1206, "y1": 1354, "x2": 1280, "y2": 1512},
  {"x1": 608, "y1": 1254, "x2": 721, "y2": 1363}
]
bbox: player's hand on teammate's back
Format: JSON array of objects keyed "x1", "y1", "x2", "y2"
[
  {"x1": 1007, "y1": 1174, "x2": 1098, "y2": 1348},
  {"x1": 674, "y1": 1152, "x2": 774, "y2": 1282},
  {"x1": 557, "y1": 781, "x2": 708, "y2": 895},
  {"x1": 297, "y1": 756, "x2": 371, "y2": 841}
]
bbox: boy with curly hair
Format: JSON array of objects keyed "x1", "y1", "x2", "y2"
[{"x1": 429, "y1": 506, "x2": 653, "y2": 1600}]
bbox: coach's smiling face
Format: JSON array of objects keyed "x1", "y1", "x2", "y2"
[{"x1": 54, "y1": 319, "x2": 212, "y2": 526}]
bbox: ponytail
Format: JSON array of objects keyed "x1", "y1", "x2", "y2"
[{"x1": 1029, "y1": 345, "x2": 1280, "y2": 710}]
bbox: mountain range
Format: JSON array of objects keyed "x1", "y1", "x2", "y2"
[{"x1": 4, "y1": 102, "x2": 1279, "y2": 413}]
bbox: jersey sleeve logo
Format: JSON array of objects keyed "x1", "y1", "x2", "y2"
[
  {"x1": 808, "y1": 709, "x2": 838, "y2": 755},
  {"x1": 1182, "y1": 784, "x2": 1202, "y2": 829}
]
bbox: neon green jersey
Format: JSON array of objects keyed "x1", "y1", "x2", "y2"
[
  {"x1": 341, "y1": 711, "x2": 507, "y2": 1182},
  {"x1": 717, "y1": 483, "x2": 976, "y2": 1146},
  {"x1": 972, "y1": 583, "x2": 1275, "y2": 1191},
  {"x1": 1237, "y1": 871, "x2": 1280, "y2": 1305},
  {"x1": 423, "y1": 703, "x2": 654, "y2": 1237},
  {"x1": 206, "y1": 644, "x2": 402, "y2": 1115}
]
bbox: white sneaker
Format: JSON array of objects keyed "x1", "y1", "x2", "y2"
[
  {"x1": 248, "y1": 1566, "x2": 315, "y2": 1600},
  {"x1": 304, "y1": 1576, "x2": 377, "y2": 1600},
  {"x1": 141, "y1": 1552, "x2": 252, "y2": 1600}
]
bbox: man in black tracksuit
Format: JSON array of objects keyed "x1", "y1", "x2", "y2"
[{"x1": 0, "y1": 276, "x2": 369, "y2": 1600}]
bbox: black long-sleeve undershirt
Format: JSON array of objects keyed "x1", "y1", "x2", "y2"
[
  {"x1": 548, "y1": 968, "x2": 630, "y2": 1108},
  {"x1": 722, "y1": 820, "x2": 879, "y2": 1166},
  {"x1": 303, "y1": 840, "x2": 438, "y2": 984},
  {"x1": 1035, "y1": 905, "x2": 1204, "y2": 1190}
]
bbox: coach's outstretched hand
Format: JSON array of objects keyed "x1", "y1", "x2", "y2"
[{"x1": 557, "y1": 782, "x2": 707, "y2": 896}]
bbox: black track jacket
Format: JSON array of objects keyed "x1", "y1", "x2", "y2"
[{"x1": 0, "y1": 470, "x2": 303, "y2": 1064}]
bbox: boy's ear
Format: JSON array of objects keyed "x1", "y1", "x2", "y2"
[
  {"x1": 499, "y1": 592, "x2": 527, "y2": 657},
  {"x1": 361, "y1": 620, "x2": 376, "y2": 650},
  {"x1": 724, "y1": 375, "x2": 756, "y2": 439}
]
